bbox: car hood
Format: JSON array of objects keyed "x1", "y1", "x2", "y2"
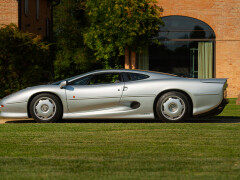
[{"x1": 1, "y1": 85, "x2": 56, "y2": 104}]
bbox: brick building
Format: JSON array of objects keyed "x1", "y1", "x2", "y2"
[
  {"x1": 125, "y1": 0, "x2": 240, "y2": 97},
  {"x1": 0, "y1": 0, "x2": 60, "y2": 38},
  {"x1": 0, "y1": 0, "x2": 18, "y2": 26}
]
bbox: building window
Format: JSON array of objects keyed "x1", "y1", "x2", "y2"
[
  {"x1": 46, "y1": 18, "x2": 50, "y2": 37},
  {"x1": 139, "y1": 16, "x2": 216, "y2": 78},
  {"x1": 24, "y1": 0, "x2": 28, "y2": 15},
  {"x1": 36, "y1": 0, "x2": 40, "y2": 20}
]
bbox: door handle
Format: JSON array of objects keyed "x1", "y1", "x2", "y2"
[{"x1": 123, "y1": 87, "x2": 128, "y2": 91}]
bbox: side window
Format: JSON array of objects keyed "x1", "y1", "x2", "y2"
[
  {"x1": 25, "y1": 0, "x2": 29, "y2": 15},
  {"x1": 70, "y1": 75, "x2": 92, "y2": 85},
  {"x1": 36, "y1": 0, "x2": 40, "y2": 20},
  {"x1": 89, "y1": 73, "x2": 122, "y2": 85},
  {"x1": 126, "y1": 73, "x2": 149, "y2": 81},
  {"x1": 46, "y1": 18, "x2": 50, "y2": 37}
]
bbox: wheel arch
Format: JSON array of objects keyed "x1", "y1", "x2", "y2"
[
  {"x1": 153, "y1": 89, "x2": 193, "y2": 119},
  {"x1": 27, "y1": 92, "x2": 64, "y2": 118}
]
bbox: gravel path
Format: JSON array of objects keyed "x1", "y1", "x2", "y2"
[{"x1": 0, "y1": 118, "x2": 33, "y2": 124}]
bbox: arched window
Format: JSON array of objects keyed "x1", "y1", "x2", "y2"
[{"x1": 138, "y1": 16, "x2": 216, "y2": 78}]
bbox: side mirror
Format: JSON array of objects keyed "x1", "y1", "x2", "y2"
[{"x1": 59, "y1": 81, "x2": 67, "y2": 89}]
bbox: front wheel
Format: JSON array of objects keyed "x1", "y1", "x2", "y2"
[
  {"x1": 156, "y1": 91, "x2": 191, "y2": 123},
  {"x1": 30, "y1": 93, "x2": 62, "y2": 123}
]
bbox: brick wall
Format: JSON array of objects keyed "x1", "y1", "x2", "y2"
[
  {"x1": 0, "y1": 0, "x2": 18, "y2": 26},
  {"x1": 157, "y1": 0, "x2": 240, "y2": 97}
]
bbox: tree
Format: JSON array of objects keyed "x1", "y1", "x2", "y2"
[
  {"x1": 0, "y1": 24, "x2": 51, "y2": 98},
  {"x1": 53, "y1": 0, "x2": 163, "y2": 76},
  {"x1": 53, "y1": 0, "x2": 101, "y2": 80},
  {"x1": 83, "y1": 0, "x2": 163, "y2": 66}
]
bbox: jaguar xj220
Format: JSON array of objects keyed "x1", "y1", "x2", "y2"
[{"x1": 0, "y1": 69, "x2": 228, "y2": 123}]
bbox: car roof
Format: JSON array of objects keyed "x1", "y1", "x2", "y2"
[
  {"x1": 52, "y1": 69, "x2": 179, "y2": 85},
  {"x1": 81, "y1": 69, "x2": 179, "y2": 80},
  {"x1": 90, "y1": 69, "x2": 178, "y2": 77}
]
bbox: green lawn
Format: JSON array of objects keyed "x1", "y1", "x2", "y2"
[
  {"x1": 1, "y1": 123, "x2": 240, "y2": 179},
  {"x1": 219, "y1": 98, "x2": 240, "y2": 117}
]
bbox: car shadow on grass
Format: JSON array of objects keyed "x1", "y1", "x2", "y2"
[{"x1": 3, "y1": 116, "x2": 240, "y2": 123}]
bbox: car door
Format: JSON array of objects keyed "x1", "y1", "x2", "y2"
[
  {"x1": 65, "y1": 73, "x2": 124, "y2": 113},
  {"x1": 121, "y1": 72, "x2": 152, "y2": 98},
  {"x1": 120, "y1": 72, "x2": 155, "y2": 115}
]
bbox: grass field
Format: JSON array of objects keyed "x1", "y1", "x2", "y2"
[
  {"x1": 219, "y1": 98, "x2": 240, "y2": 117},
  {"x1": 0, "y1": 99, "x2": 240, "y2": 179},
  {"x1": 1, "y1": 124, "x2": 240, "y2": 179}
]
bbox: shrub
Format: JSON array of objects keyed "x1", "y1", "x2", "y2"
[{"x1": 0, "y1": 24, "x2": 51, "y2": 98}]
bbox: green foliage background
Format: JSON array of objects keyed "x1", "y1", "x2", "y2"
[
  {"x1": 84, "y1": 0, "x2": 163, "y2": 60},
  {"x1": 0, "y1": 24, "x2": 51, "y2": 98},
  {"x1": 53, "y1": 0, "x2": 163, "y2": 79},
  {"x1": 53, "y1": 0, "x2": 102, "y2": 80}
]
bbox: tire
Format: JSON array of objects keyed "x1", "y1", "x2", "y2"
[
  {"x1": 30, "y1": 93, "x2": 62, "y2": 123},
  {"x1": 156, "y1": 91, "x2": 191, "y2": 123}
]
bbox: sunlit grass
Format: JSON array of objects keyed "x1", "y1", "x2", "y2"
[
  {"x1": 1, "y1": 123, "x2": 240, "y2": 179},
  {"x1": 219, "y1": 98, "x2": 240, "y2": 117}
]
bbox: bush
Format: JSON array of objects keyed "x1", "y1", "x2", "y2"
[{"x1": 0, "y1": 24, "x2": 51, "y2": 98}]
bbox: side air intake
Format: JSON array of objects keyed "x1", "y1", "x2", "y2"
[{"x1": 130, "y1": 102, "x2": 140, "y2": 109}]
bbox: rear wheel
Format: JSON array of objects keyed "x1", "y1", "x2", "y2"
[
  {"x1": 30, "y1": 93, "x2": 62, "y2": 123},
  {"x1": 156, "y1": 91, "x2": 191, "y2": 123}
]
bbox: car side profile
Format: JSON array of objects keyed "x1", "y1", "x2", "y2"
[{"x1": 0, "y1": 69, "x2": 228, "y2": 123}]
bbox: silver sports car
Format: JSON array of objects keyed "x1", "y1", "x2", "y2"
[{"x1": 0, "y1": 69, "x2": 228, "y2": 123}]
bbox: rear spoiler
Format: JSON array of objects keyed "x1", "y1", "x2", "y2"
[{"x1": 200, "y1": 78, "x2": 227, "y2": 85}]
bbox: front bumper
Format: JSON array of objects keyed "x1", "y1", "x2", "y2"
[
  {"x1": 0, "y1": 100, "x2": 29, "y2": 118},
  {"x1": 194, "y1": 98, "x2": 229, "y2": 117},
  {"x1": 0, "y1": 111, "x2": 28, "y2": 118}
]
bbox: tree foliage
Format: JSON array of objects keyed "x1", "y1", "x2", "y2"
[
  {"x1": 54, "y1": 0, "x2": 163, "y2": 76},
  {"x1": 0, "y1": 24, "x2": 51, "y2": 98},
  {"x1": 83, "y1": 0, "x2": 163, "y2": 61},
  {"x1": 53, "y1": 0, "x2": 101, "y2": 80}
]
